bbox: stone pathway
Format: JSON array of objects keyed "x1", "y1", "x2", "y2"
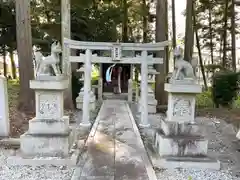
[{"x1": 72, "y1": 100, "x2": 156, "y2": 180}]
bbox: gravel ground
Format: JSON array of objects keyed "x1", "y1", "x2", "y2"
[
  {"x1": 130, "y1": 103, "x2": 240, "y2": 180},
  {"x1": 0, "y1": 149, "x2": 74, "y2": 180},
  {"x1": 155, "y1": 168, "x2": 238, "y2": 180},
  {"x1": 0, "y1": 102, "x2": 101, "y2": 180}
]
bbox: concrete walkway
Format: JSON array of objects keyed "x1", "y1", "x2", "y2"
[{"x1": 72, "y1": 100, "x2": 156, "y2": 180}]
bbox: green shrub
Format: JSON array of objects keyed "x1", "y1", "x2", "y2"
[
  {"x1": 91, "y1": 76, "x2": 99, "y2": 85},
  {"x1": 196, "y1": 90, "x2": 214, "y2": 108},
  {"x1": 233, "y1": 95, "x2": 240, "y2": 108},
  {"x1": 212, "y1": 71, "x2": 240, "y2": 108}
]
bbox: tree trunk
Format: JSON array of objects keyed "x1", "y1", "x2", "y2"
[
  {"x1": 222, "y1": 0, "x2": 229, "y2": 68},
  {"x1": 193, "y1": 9, "x2": 207, "y2": 90},
  {"x1": 209, "y1": 7, "x2": 214, "y2": 64},
  {"x1": 15, "y1": 0, "x2": 35, "y2": 112},
  {"x1": 231, "y1": 0, "x2": 236, "y2": 72},
  {"x1": 155, "y1": 0, "x2": 168, "y2": 106},
  {"x1": 171, "y1": 0, "x2": 176, "y2": 50},
  {"x1": 3, "y1": 46, "x2": 7, "y2": 77},
  {"x1": 9, "y1": 48, "x2": 17, "y2": 79},
  {"x1": 142, "y1": 0, "x2": 148, "y2": 42},
  {"x1": 122, "y1": 0, "x2": 128, "y2": 42},
  {"x1": 184, "y1": 0, "x2": 194, "y2": 62},
  {"x1": 61, "y1": 0, "x2": 74, "y2": 110}
]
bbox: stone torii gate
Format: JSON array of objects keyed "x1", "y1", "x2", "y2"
[
  {"x1": 61, "y1": 0, "x2": 169, "y2": 127},
  {"x1": 63, "y1": 39, "x2": 168, "y2": 128}
]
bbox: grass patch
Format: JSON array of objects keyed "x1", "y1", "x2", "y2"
[{"x1": 196, "y1": 90, "x2": 214, "y2": 108}]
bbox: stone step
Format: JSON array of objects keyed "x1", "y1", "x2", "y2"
[
  {"x1": 154, "y1": 132, "x2": 208, "y2": 157},
  {"x1": 152, "y1": 155, "x2": 220, "y2": 170}
]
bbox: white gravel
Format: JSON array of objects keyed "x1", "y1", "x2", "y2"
[
  {"x1": 0, "y1": 149, "x2": 74, "y2": 180},
  {"x1": 156, "y1": 169, "x2": 239, "y2": 180}
]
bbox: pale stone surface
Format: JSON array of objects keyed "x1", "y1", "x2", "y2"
[
  {"x1": 34, "y1": 42, "x2": 62, "y2": 77},
  {"x1": 20, "y1": 79, "x2": 72, "y2": 158},
  {"x1": 0, "y1": 76, "x2": 9, "y2": 137},
  {"x1": 170, "y1": 46, "x2": 196, "y2": 82},
  {"x1": 139, "y1": 51, "x2": 149, "y2": 127},
  {"x1": 154, "y1": 132, "x2": 208, "y2": 157},
  {"x1": 73, "y1": 100, "x2": 155, "y2": 180},
  {"x1": 35, "y1": 91, "x2": 64, "y2": 120},
  {"x1": 20, "y1": 130, "x2": 73, "y2": 157},
  {"x1": 144, "y1": 82, "x2": 220, "y2": 170},
  {"x1": 128, "y1": 79, "x2": 133, "y2": 102},
  {"x1": 165, "y1": 83, "x2": 202, "y2": 94},
  {"x1": 76, "y1": 90, "x2": 96, "y2": 111},
  {"x1": 98, "y1": 77, "x2": 103, "y2": 101},
  {"x1": 165, "y1": 83, "x2": 202, "y2": 123},
  {"x1": 81, "y1": 49, "x2": 93, "y2": 126},
  {"x1": 161, "y1": 119, "x2": 200, "y2": 136},
  {"x1": 30, "y1": 79, "x2": 69, "y2": 90},
  {"x1": 28, "y1": 116, "x2": 69, "y2": 134}
]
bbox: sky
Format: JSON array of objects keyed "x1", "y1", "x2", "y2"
[{"x1": 175, "y1": 0, "x2": 186, "y2": 37}]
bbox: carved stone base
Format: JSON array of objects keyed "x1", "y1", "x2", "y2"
[
  {"x1": 20, "y1": 129, "x2": 74, "y2": 157},
  {"x1": 161, "y1": 119, "x2": 200, "y2": 136},
  {"x1": 28, "y1": 116, "x2": 69, "y2": 134},
  {"x1": 154, "y1": 131, "x2": 208, "y2": 157},
  {"x1": 165, "y1": 83, "x2": 202, "y2": 123}
]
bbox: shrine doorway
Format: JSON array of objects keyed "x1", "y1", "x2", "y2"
[{"x1": 102, "y1": 63, "x2": 131, "y2": 93}]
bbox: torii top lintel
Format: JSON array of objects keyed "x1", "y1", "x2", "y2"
[{"x1": 63, "y1": 38, "x2": 170, "y2": 64}]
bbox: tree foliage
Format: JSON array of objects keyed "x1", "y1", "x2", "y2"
[{"x1": 195, "y1": 0, "x2": 239, "y2": 69}]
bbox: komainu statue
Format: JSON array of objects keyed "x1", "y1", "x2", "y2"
[
  {"x1": 170, "y1": 46, "x2": 197, "y2": 84},
  {"x1": 33, "y1": 42, "x2": 62, "y2": 78}
]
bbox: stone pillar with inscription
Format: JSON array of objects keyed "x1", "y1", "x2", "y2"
[
  {"x1": 20, "y1": 77, "x2": 74, "y2": 157},
  {"x1": 153, "y1": 81, "x2": 220, "y2": 169}
]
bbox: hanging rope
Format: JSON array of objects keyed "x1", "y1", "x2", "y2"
[{"x1": 106, "y1": 64, "x2": 116, "y2": 83}]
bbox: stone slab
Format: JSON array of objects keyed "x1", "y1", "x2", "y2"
[
  {"x1": 77, "y1": 177, "x2": 114, "y2": 180},
  {"x1": 28, "y1": 116, "x2": 69, "y2": 134},
  {"x1": 30, "y1": 79, "x2": 69, "y2": 90},
  {"x1": 0, "y1": 138, "x2": 20, "y2": 148},
  {"x1": 35, "y1": 75, "x2": 65, "y2": 81},
  {"x1": 80, "y1": 143, "x2": 115, "y2": 177},
  {"x1": 151, "y1": 155, "x2": 220, "y2": 170},
  {"x1": 165, "y1": 83, "x2": 202, "y2": 94},
  {"x1": 0, "y1": 75, "x2": 10, "y2": 137},
  {"x1": 72, "y1": 100, "x2": 157, "y2": 180},
  {"x1": 20, "y1": 129, "x2": 74, "y2": 157},
  {"x1": 154, "y1": 132, "x2": 208, "y2": 157},
  {"x1": 7, "y1": 148, "x2": 80, "y2": 166}
]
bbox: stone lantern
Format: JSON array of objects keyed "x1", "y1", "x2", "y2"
[
  {"x1": 147, "y1": 65, "x2": 159, "y2": 113},
  {"x1": 138, "y1": 64, "x2": 159, "y2": 114},
  {"x1": 76, "y1": 65, "x2": 96, "y2": 111}
]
